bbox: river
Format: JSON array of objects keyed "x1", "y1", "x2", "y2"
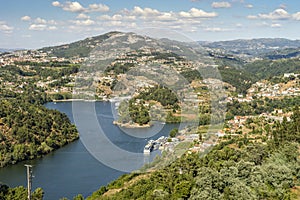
[{"x1": 0, "y1": 101, "x2": 179, "y2": 199}]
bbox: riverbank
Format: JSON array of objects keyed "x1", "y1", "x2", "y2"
[
  {"x1": 52, "y1": 98, "x2": 98, "y2": 102},
  {"x1": 52, "y1": 99, "x2": 155, "y2": 129},
  {"x1": 113, "y1": 121, "x2": 152, "y2": 128}
]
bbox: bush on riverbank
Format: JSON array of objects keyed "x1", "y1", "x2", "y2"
[{"x1": 0, "y1": 184, "x2": 44, "y2": 200}]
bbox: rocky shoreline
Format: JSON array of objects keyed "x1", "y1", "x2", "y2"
[{"x1": 113, "y1": 121, "x2": 152, "y2": 128}]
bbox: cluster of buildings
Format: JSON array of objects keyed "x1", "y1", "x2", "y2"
[
  {"x1": 248, "y1": 75, "x2": 300, "y2": 98},
  {"x1": 108, "y1": 47, "x2": 196, "y2": 74},
  {"x1": 0, "y1": 50, "x2": 83, "y2": 67},
  {"x1": 221, "y1": 74, "x2": 300, "y2": 104},
  {"x1": 226, "y1": 109, "x2": 292, "y2": 135}
]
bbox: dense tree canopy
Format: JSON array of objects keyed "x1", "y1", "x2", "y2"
[
  {"x1": 0, "y1": 99, "x2": 78, "y2": 167},
  {"x1": 0, "y1": 184, "x2": 44, "y2": 200}
]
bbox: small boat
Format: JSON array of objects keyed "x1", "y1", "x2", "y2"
[
  {"x1": 143, "y1": 140, "x2": 154, "y2": 154},
  {"x1": 143, "y1": 144, "x2": 153, "y2": 154}
]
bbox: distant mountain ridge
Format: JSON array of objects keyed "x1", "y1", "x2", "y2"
[
  {"x1": 201, "y1": 38, "x2": 300, "y2": 56},
  {"x1": 263, "y1": 47, "x2": 300, "y2": 60},
  {"x1": 39, "y1": 31, "x2": 121, "y2": 58},
  {"x1": 38, "y1": 32, "x2": 300, "y2": 59},
  {"x1": 0, "y1": 48, "x2": 24, "y2": 53}
]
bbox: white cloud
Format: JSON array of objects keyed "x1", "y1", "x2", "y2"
[
  {"x1": 247, "y1": 15, "x2": 257, "y2": 19},
  {"x1": 102, "y1": 21, "x2": 137, "y2": 28},
  {"x1": 258, "y1": 22, "x2": 282, "y2": 28},
  {"x1": 97, "y1": 14, "x2": 136, "y2": 28},
  {"x1": 99, "y1": 14, "x2": 136, "y2": 21},
  {"x1": 292, "y1": 12, "x2": 300, "y2": 20},
  {"x1": 0, "y1": 26, "x2": 13, "y2": 34},
  {"x1": 211, "y1": 2, "x2": 231, "y2": 9},
  {"x1": 271, "y1": 23, "x2": 282, "y2": 28},
  {"x1": 48, "y1": 20, "x2": 58, "y2": 25},
  {"x1": 110, "y1": 14, "x2": 122, "y2": 21},
  {"x1": 95, "y1": 6, "x2": 218, "y2": 34},
  {"x1": 245, "y1": 4, "x2": 253, "y2": 9},
  {"x1": 52, "y1": 1, "x2": 84, "y2": 12},
  {"x1": 78, "y1": 6, "x2": 219, "y2": 34},
  {"x1": 35, "y1": 17, "x2": 47, "y2": 24},
  {"x1": 28, "y1": 18, "x2": 58, "y2": 31},
  {"x1": 107, "y1": 21, "x2": 122, "y2": 27},
  {"x1": 0, "y1": 21, "x2": 13, "y2": 33},
  {"x1": 132, "y1": 6, "x2": 160, "y2": 16},
  {"x1": 156, "y1": 12, "x2": 176, "y2": 21},
  {"x1": 120, "y1": 7, "x2": 176, "y2": 22},
  {"x1": 259, "y1": 9, "x2": 290, "y2": 20},
  {"x1": 98, "y1": 15, "x2": 111, "y2": 20},
  {"x1": 52, "y1": 1, "x2": 61, "y2": 7},
  {"x1": 88, "y1": 4, "x2": 109, "y2": 12},
  {"x1": 118, "y1": 6, "x2": 216, "y2": 25},
  {"x1": 179, "y1": 11, "x2": 190, "y2": 18},
  {"x1": 63, "y1": 1, "x2": 85, "y2": 12},
  {"x1": 179, "y1": 8, "x2": 217, "y2": 18},
  {"x1": 246, "y1": 6, "x2": 300, "y2": 24},
  {"x1": 249, "y1": 10, "x2": 300, "y2": 21},
  {"x1": 21, "y1": 16, "x2": 31, "y2": 21},
  {"x1": 76, "y1": 13, "x2": 90, "y2": 19},
  {"x1": 29, "y1": 24, "x2": 47, "y2": 31},
  {"x1": 236, "y1": 23, "x2": 242, "y2": 27},
  {"x1": 72, "y1": 19, "x2": 95, "y2": 26},
  {"x1": 124, "y1": 15, "x2": 136, "y2": 21},
  {"x1": 52, "y1": 1, "x2": 109, "y2": 13},
  {"x1": 204, "y1": 27, "x2": 227, "y2": 32},
  {"x1": 48, "y1": 26, "x2": 58, "y2": 30},
  {"x1": 249, "y1": 9, "x2": 290, "y2": 20}
]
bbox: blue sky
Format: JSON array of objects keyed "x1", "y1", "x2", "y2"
[{"x1": 1, "y1": 0, "x2": 300, "y2": 49}]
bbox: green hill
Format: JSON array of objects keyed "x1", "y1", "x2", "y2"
[
  {"x1": 0, "y1": 99, "x2": 79, "y2": 167},
  {"x1": 243, "y1": 58, "x2": 300, "y2": 79},
  {"x1": 263, "y1": 48, "x2": 300, "y2": 60},
  {"x1": 39, "y1": 31, "x2": 121, "y2": 58}
]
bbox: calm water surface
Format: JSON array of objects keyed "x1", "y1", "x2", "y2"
[{"x1": 0, "y1": 101, "x2": 179, "y2": 199}]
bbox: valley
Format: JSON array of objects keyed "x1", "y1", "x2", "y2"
[{"x1": 1, "y1": 31, "x2": 300, "y2": 199}]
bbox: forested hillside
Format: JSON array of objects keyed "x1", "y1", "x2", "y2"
[
  {"x1": 243, "y1": 58, "x2": 300, "y2": 79},
  {"x1": 0, "y1": 99, "x2": 79, "y2": 167},
  {"x1": 263, "y1": 48, "x2": 300, "y2": 60}
]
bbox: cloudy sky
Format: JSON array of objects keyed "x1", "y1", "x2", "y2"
[{"x1": 1, "y1": 0, "x2": 300, "y2": 49}]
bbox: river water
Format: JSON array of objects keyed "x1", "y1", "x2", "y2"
[{"x1": 0, "y1": 101, "x2": 179, "y2": 199}]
